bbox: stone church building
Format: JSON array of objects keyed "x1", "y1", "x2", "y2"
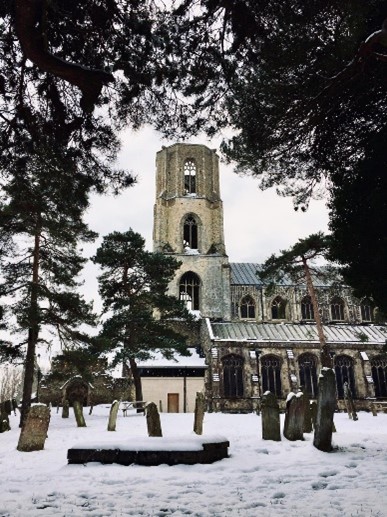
[{"x1": 153, "y1": 143, "x2": 387, "y2": 412}]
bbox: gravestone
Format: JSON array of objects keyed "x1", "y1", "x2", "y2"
[
  {"x1": 261, "y1": 391, "x2": 281, "y2": 441},
  {"x1": 313, "y1": 368, "x2": 336, "y2": 452},
  {"x1": 62, "y1": 399, "x2": 69, "y2": 418},
  {"x1": 0, "y1": 402, "x2": 10, "y2": 433},
  {"x1": 370, "y1": 402, "x2": 377, "y2": 416},
  {"x1": 73, "y1": 400, "x2": 86, "y2": 427},
  {"x1": 193, "y1": 392, "x2": 206, "y2": 435},
  {"x1": 17, "y1": 404, "x2": 50, "y2": 452},
  {"x1": 344, "y1": 382, "x2": 358, "y2": 421},
  {"x1": 146, "y1": 402, "x2": 162, "y2": 437},
  {"x1": 283, "y1": 392, "x2": 304, "y2": 441},
  {"x1": 301, "y1": 389, "x2": 313, "y2": 433},
  {"x1": 107, "y1": 400, "x2": 120, "y2": 432}
]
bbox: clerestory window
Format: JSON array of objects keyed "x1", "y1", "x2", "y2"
[
  {"x1": 360, "y1": 298, "x2": 373, "y2": 322},
  {"x1": 240, "y1": 296, "x2": 256, "y2": 319},
  {"x1": 271, "y1": 296, "x2": 287, "y2": 319},
  {"x1": 330, "y1": 296, "x2": 345, "y2": 322},
  {"x1": 301, "y1": 296, "x2": 314, "y2": 320}
]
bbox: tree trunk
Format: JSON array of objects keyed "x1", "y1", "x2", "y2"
[
  {"x1": 20, "y1": 227, "x2": 41, "y2": 427},
  {"x1": 302, "y1": 256, "x2": 332, "y2": 368},
  {"x1": 129, "y1": 356, "x2": 143, "y2": 404}
]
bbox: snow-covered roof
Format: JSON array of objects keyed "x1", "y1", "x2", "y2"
[
  {"x1": 208, "y1": 320, "x2": 387, "y2": 345},
  {"x1": 137, "y1": 348, "x2": 206, "y2": 368}
]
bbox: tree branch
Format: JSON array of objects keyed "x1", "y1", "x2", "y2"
[{"x1": 14, "y1": 0, "x2": 114, "y2": 112}]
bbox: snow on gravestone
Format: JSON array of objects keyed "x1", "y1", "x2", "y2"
[
  {"x1": 283, "y1": 392, "x2": 304, "y2": 441},
  {"x1": 17, "y1": 404, "x2": 50, "y2": 452}
]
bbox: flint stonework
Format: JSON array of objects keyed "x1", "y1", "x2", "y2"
[
  {"x1": 283, "y1": 392, "x2": 304, "y2": 441},
  {"x1": 313, "y1": 368, "x2": 336, "y2": 452},
  {"x1": 261, "y1": 391, "x2": 281, "y2": 441},
  {"x1": 17, "y1": 404, "x2": 50, "y2": 452}
]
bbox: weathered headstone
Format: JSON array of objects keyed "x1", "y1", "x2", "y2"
[
  {"x1": 283, "y1": 392, "x2": 304, "y2": 441},
  {"x1": 145, "y1": 402, "x2": 162, "y2": 437},
  {"x1": 370, "y1": 402, "x2": 377, "y2": 416},
  {"x1": 107, "y1": 400, "x2": 120, "y2": 432},
  {"x1": 17, "y1": 404, "x2": 50, "y2": 452},
  {"x1": 313, "y1": 368, "x2": 336, "y2": 452},
  {"x1": 344, "y1": 382, "x2": 358, "y2": 421},
  {"x1": 62, "y1": 399, "x2": 69, "y2": 418},
  {"x1": 261, "y1": 391, "x2": 281, "y2": 441},
  {"x1": 193, "y1": 392, "x2": 206, "y2": 435},
  {"x1": 73, "y1": 400, "x2": 87, "y2": 427},
  {"x1": 300, "y1": 389, "x2": 313, "y2": 433}
]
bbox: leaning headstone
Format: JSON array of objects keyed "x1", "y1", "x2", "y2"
[
  {"x1": 344, "y1": 382, "x2": 358, "y2": 421},
  {"x1": 313, "y1": 368, "x2": 336, "y2": 452},
  {"x1": 145, "y1": 402, "x2": 162, "y2": 437},
  {"x1": 62, "y1": 400, "x2": 69, "y2": 418},
  {"x1": 261, "y1": 391, "x2": 281, "y2": 441},
  {"x1": 107, "y1": 400, "x2": 120, "y2": 432},
  {"x1": 193, "y1": 392, "x2": 206, "y2": 435},
  {"x1": 370, "y1": 402, "x2": 377, "y2": 417},
  {"x1": 283, "y1": 392, "x2": 304, "y2": 441},
  {"x1": 17, "y1": 404, "x2": 50, "y2": 452},
  {"x1": 73, "y1": 400, "x2": 87, "y2": 427}
]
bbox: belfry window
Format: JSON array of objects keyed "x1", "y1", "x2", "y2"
[
  {"x1": 301, "y1": 296, "x2": 314, "y2": 320},
  {"x1": 371, "y1": 356, "x2": 387, "y2": 397},
  {"x1": 334, "y1": 355, "x2": 356, "y2": 398},
  {"x1": 179, "y1": 272, "x2": 200, "y2": 310},
  {"x1": 271, "y1": 296, "x2": 286, "y2": 319},
  {"x1": 261, "y1": 355, "x2": 282, "y2": 397},
  {"x1": 183, "y1": 215, "x2": 198, "y2": 249},
  {"x1": 222, "y1": 354, "x2": 244, "y2": 398},
  {"x1": 298, "y1": 353, "x2": 318, "y2": 398},
  {"x1": 360, "y1": 298, "x2": 373, "y2": 322},
  {"x1": 330, "y1": 296, "x2": 345, "y2": 322},
  {"x1": 184, "y1": 159, "x2": 196, "y2": 194},
  {"x1": 240, "y1": 296, "x2": 256, "y2": 319}
]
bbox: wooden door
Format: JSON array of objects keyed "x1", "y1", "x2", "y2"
[{"x1": 167, "y1": 393, "x2": 179, "y2": 413}]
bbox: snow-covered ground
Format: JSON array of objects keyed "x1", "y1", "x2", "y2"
[{"x1": 1, "y1": 406, "x2": 387, "y2": 517}]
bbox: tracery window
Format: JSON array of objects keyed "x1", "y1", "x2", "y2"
[
  {"x1": 330, "y1": 296, "x2": 345, "y2": 322},
  {"x1": 271, "y1": 296, "x2": 286, "y2": 319},
  {"x1": 183, "y1": 215, "x2": 198, "y2": 249},
  {"x1": 360, "y1": 298, "x2": 373, "y2": 322},
  {"x1": 240, "y1": 296, "x2": 256, "y2": 319},
  {"x1": 298, "y1": 353, "x2": 318, "y2": 398},
  {"x1": 222, "y1": 354, "x2": 244, "y2": 398},
  {"x1": 371, "y1": 356, "x2": 387, "y2": 397},
  {"x1": 184, "y1": 159, "x2": 196, "y2": 194},
  {"x1": 301, "y1": 296, "x2": 314, "y2": 320},
  {"x1": 261, "y1": 355, "x2": 282, "y2": 397},
  {"x1": 334, "y1": 355, "x2": 356, "y2": 398},
  {"x1": 179, "y1": 272, "x2": 200, "y2": 311}
]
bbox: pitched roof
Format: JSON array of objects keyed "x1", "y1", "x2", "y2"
[{"x1": 208, "y1": 320, "x2": 387, "y2": 345}]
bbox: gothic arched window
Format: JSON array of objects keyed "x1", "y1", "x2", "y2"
[
  {"x1": 183, "y1": 215, "x2": 198, "y2": 249},
  {"x1": 301, "y1": 296, "x2": 314, "y2": 321},
  {"x1": 261, "y1": 355, "x2": 282, "y2": 397},
  {"x1": 371, "y1": 356, "x2": 387, "y2": 397},
  {"x1": 179, "y1": 272, "x2": 200, "y2": 310},
  {"x1": 360, "y1": 298, "x2": 373, "y2": 322},
  {"x1": 271, "y1": 296, "x2": 287, "y2": 320},
  {"x1": 330, "y1": 296, "x2": 345, "y2": 322},
  {"x1": 222, "y1": 354, "x2": 244, "y2": 398},
  {"x1": 334, "y1": 355, "x2": 356, "y2": 398},
  {"x1": 240, "y1": 296, "x2": 256, "y2": 319},
  {"x1": 298, "y1": 353, "x2": 318, "y2": 398},
  {"x1": 184, "y1": 159, "x2": 196, "y2": 194}
]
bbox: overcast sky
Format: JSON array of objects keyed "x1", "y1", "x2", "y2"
[{"x1": 79, "y1": 125, "x2": 329, "y2": 310}]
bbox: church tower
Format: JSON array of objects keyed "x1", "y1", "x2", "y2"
[{"x1": 153, "y1": 143, "x2": 231, "y2": 320}]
